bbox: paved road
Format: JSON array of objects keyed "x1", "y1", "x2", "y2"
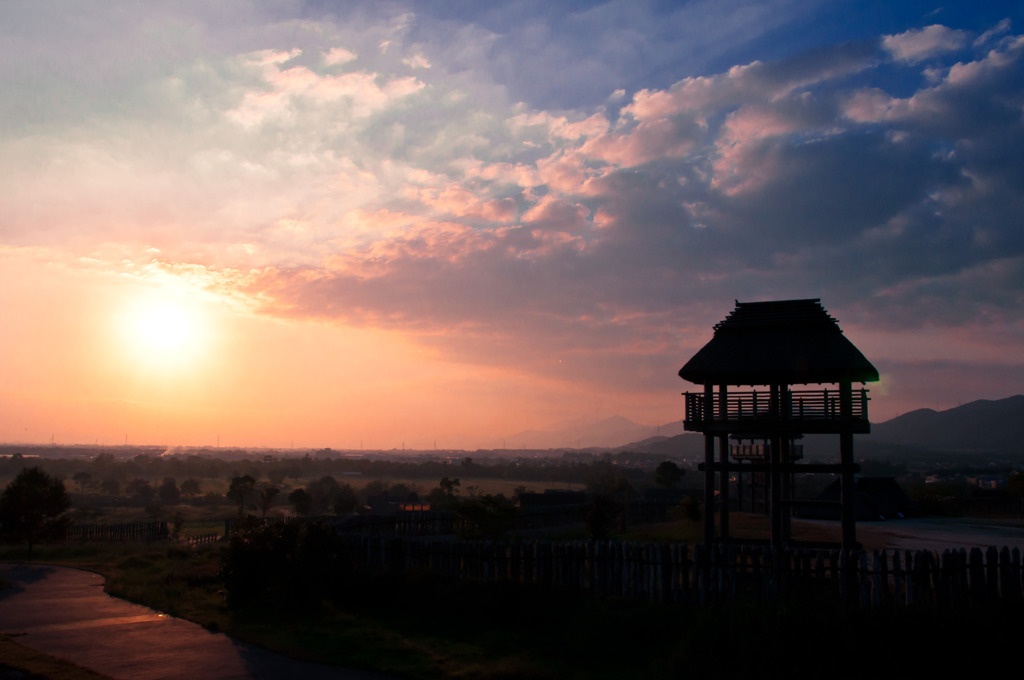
[
  {"x1": 0, "y1": 564, "x2": 393, "y2": 680},
  {"x1": 856, "y1": 516, "x2": 1024, "y2": 553},
  {"x1": 793, "y1": 516, "x2": 1024, "y2": 553}
]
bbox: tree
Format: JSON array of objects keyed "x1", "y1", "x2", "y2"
[
  {"x1": 426, "y1": 476, "x2": 461, "y2": 509},
  {"x1": 307, "y1": 475, "x2": 341, "y2": 515},
  {"x1": 440, "y1": 476, "x2": 460, "y2": 497},
  {"x1": 126, "y1": 478, "x2": 155, "y2": 504},
  {"x1": 180, "y1": 478, "x2": 202, "y2": 498},
  {"x1": 227, "y1": 475, "x2": 256, "y2": 516},
  {"x1": 586, "y1": 494, "x2": 622, "y2": 540},
  {"x1": 258, "y1": 485, "x2": 280, "y2": 519},
  {"x1": 585, "y1": 472, "x2": 634, "y2": 538},
  {"x1": 100, "y1": 478, "x2": 121, "y2": 497},
  {"x1": 288, "y1": 488, "x2": 312, "y2": 516},
  {"x1": 655, "y1": 461, "x2": 685, "y2": 489},
  {"x1": 457, "y1": 493, "x2": 516, "y2": 540},
  {"x1": 72, "y1": 471, "x2": 92, "y2": 494},
  {"x1": 0, "y1": 467, "x2": 71, "y2": 558},
  {"x1": 333, "y1": 484, "x2": 359, "y2": 515},
  {"x1": 158, "y1": 477, "x2": 181, "y2": 505}
]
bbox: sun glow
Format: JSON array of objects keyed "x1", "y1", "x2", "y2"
[
  {"x1": 135, "y1": 303, "x2": 194, "y2": 352},
  {"x1": 117, "y1": 293, "x2": 212, "y2": 374}
]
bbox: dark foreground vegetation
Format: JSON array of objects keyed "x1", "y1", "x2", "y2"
[
  {"x1": 4, "y1": 527, "x2": 1024, "y2": 679},
  {"x1": 4, "y1": 448, "x2": 1024, "y2": 678}
]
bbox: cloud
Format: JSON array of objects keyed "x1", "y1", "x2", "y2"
[
  {"x1": 324, "y1": 47, "x2": 357, "y2": 65},
  {"x1": 225, "y1": 19, "x2": 1023, "y2": 359},
  {"x1": 975, "y1": 18, "x2": 1013, "y2": 47},
  {"x1": 226, "y1": 51, "x2": 426, "y2": 127},
  {"x1": 402, "y1": 54, "x2": 431, "y2": 69},
  {"x1": 883, "y1": 25, "x2": 968, "y2": 64},
  {"x1": 581, "y1": 118, "x2": 701, "y2": 167},
  {"x1": 623, "y1": 40, "x2": 878, "y2": 122},
  {"x1": 3, "y1": 4, "x2": 1023, "y2": 427}
]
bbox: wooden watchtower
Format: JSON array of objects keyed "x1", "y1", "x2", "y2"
[{"x1": 679, "y1": 299, "x2": 878, "y2": 552}]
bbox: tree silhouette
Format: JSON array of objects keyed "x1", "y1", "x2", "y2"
[
  {"x1": 158, "y1": 477, "x2": 181, "y2": 505},
  {"x1": 126, "y1": 478, "x2": 155, "y2": 504},
  {"x1": 227, "y1": 475, "x2": 256, "y2": 516},
  {"x1": 258, "y1": 485, "x2": 280, "y2": 519},
  {"x1": 72, "y1": 471, "x2": 92, "y2": 494},
  {"x1": 333, "y1": 484, "x2": 359, "y2": 515},
  {"x1": 307, "y1": 475, "x2": 341, "y2": 515},
  {"x1": 288, "y1": 488, "x2": 312, "y2": 516},
  {"x1": 180, "y1": 478, "x2": 202, "y2": 498},
  {"x1": 426, "y1": 476, "x2": 461, "y2": 509},
  {"x1": 0, "y1": 467, "x2": 71, "y2": 559},
  {"x1": 654, "y1": 461, "x2": 684, "y2": 489}
]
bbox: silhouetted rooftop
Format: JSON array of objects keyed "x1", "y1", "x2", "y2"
[{"x1": 679, "y1": 299, "x2": 879, "y2": 386}]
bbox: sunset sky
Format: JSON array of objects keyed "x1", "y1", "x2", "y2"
[{"x1": 2, "y1": 1, "x2": 1023, "y2": 450}]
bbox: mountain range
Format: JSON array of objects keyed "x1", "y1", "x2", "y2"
[
  {"x1": 487, "y1": 415, "x2": 686, "y2": 450},
  {"x1": 862, "y1": 395, "x2": 1024, "y2": 458},
  {"x1": 499, "y1": 395, "x2": 1024, "y2": 459}
]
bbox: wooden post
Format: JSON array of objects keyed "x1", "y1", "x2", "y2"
[
  {"x1": 718, "y1": 383, "x2": 729, "y2": 543},
  {"x1": 779, "y1": 429, "x2": 791, "y2": 546},
  {"x1": 736, "y1": 459, "x2": 745, "y2": 513},
  {"x1": 703, "y1": 383, "x2": 715, "y2": 547},
  {"x1": 769, "y1": 384, "x2": 783, "y2": 551},
  {"x1": 839, "y1": 380, "x2": 856, "y2": 551}
]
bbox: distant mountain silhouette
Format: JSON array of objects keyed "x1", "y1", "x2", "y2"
[
  {"x1": 868, "y1": 395, "x2": 1024, "y2": 456},
  {"x1": 491, "y1": 416, "x2": 686, "y2": 450},
  {"x1": 613, "y1": 433, "x2": 705, "y2": 461},
  {"x1": 613, "y1": 395, "x2": 1024, "y2": 461}
]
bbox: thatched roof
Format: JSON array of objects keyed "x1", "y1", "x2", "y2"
[{"x1": 679, "y1": 299, "x2": 879, "y2": 386}]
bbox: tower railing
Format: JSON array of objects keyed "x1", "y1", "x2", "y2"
[{"x1": 684, "y1": 388, "x2": 869, "y2": 428}]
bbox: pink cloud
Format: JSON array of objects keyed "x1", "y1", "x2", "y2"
[
  {"x1": 550, "y1": 113, "x2": 609, "y2": 140},
  {"x1": 883, "y1": 25, "x2": 968, "y2": 64},
  {"x1": 580, "y1": 118, "x2": 696, "y2": 167},
  {"x1": 521, "y1": 195, "x2": 591, "y2": 233},
  {"x1": 227, "y1": 55, "x2": 425, "y2": 127},
  {"x1": 406, "y1": 183, "x2": 518, "y2": 223},
  {"x1": 842, "y1": 88, "x2": 906, "y2": 123},
  {"x1": 710, "y1": 106, "x2": 801, "y2": 194},
  {"x1": 508, "y1": 111, "x2": 609, "y2": 141},
  {"x1": 844, "y1": 34, "x2": 1024, "y2": 128},
  {"x1": 322, "y1": 47, "x2": 357, "y2": 66},
  {"x1": 624, "y1": 71, "x2": 738, "y2": 120},
  {"x1": 624, "y1": 45, "x2": 875, "y2": 123},
  {"x1": 535, "y1": 151, "x2": 601, "y2": 194}
]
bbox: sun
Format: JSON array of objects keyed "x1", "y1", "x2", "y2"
[
  {"x1": 117, "y1": 294, "x2": 210, "y2": 373},
  {"x1": 134, "y1": 303, "x2": 194, "y2": 353}
]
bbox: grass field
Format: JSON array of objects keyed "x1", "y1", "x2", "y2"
[
  {"x1": 2, "y1": 487, "x2": 1016, "y2": 680},
  {"x1": 0, "y1": 508, "x2": 909, "y2": 680},
  {"x1": 5, "y1": 535, "x2": 1022, "y2": 680}
]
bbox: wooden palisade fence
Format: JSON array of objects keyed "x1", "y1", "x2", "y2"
[
  {"x1": 182, "y1": 532, "x2": 221, "y2": 547},
  {"x1": 343, "y1": 536, "x2": 1024, "y2": 610},
  {"x1": 65, "y1": 521, "x2": 169, "y2": 543}
]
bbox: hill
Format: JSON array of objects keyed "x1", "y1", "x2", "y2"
[
  {"x1": 612, "y1": 395, "x2": 1024, "y2": 462},
  {"x1": 491, "y1": 416, "x2": 686, "y2": 450},
  {"x1": 869, "y1": 395, "x2": 1024, "y2": 456}
]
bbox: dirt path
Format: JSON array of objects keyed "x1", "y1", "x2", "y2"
[{"x1": 0, "y1": 564, "x2": 392, "y2": 680}]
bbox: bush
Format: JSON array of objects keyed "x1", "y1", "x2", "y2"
[{"x1": 220, "y1": 518, "x2": 354, "y2": 611}]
